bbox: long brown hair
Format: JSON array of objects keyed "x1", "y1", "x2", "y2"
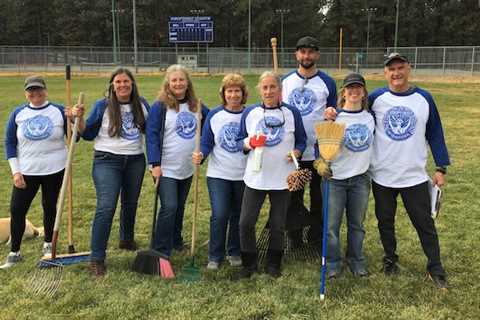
[
  {"x1": 158, "y1": 64, "x2": 198, "y2": 112},
  {"x1": 337, "y1": 86, "x2": 369, "y2": 110},
  {"x1": 106, "y1": 67, "x2": 146, "y2": 137}
]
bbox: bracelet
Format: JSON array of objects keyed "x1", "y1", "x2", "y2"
[{"x1": 436, "y1": 167, "x2": 447, "y2": 174}]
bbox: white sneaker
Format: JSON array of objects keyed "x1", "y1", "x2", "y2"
[
  {"x1": 227, "y1": 255, "x2": 242, "y2": 267},
  {"x1": 0, "y1": 252, "x2": 22, "y2": 270},
  {"x1": 43, "y1": 242, "x2": 52, "y2": 258},
  {"x1": 206, "y1": 261, "x2": 220, "y2": 270}
]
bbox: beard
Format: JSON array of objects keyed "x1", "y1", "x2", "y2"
[{"x1": 299, "y1": 60, "x2": 315, "y2": 69}]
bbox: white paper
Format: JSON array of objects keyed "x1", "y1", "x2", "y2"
[{"x1": 429, "y1": 181, "x2": 442, "y2": 219}]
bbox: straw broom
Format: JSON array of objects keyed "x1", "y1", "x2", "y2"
[{"x1": 314, "y1": 121, "x2": 345, "y2": 301}]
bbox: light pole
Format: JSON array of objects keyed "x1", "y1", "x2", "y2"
[
  {"x1": 190, "y1": 8, "x2": 205, "y2": 67},
  {"x1": 394, "y1": 0, "x2": 400, "y2": 50},
  {"x1": 111, "y1": 0, "x2": 117, "y2": 64},
  {"x1": 248, "y1": 0, "x2": 251, "y2": 72},
  {"x1": 133, "y1": 0, "x2": 138, "y2": 73},
  {"x1": 361, "y1": 7, "x2": 377, "y2": 66},
  {"x1": 275, "y1": 8, "x2": 290, "y2": 68}
]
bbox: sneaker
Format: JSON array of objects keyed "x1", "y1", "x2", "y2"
[
  {"x1": 206, "y1": 261, "x2": 220, "y2": 270},
  {"x1": 428, "y1": 272, "x2": 448, "y2": 290},
  {"x1": 327, "y1": 269, "x2": 340, "y2": 279},
  {"x1": 89, "y1": 260, "x2": 106, "y2": 278},
  {"x1": 227, "y1": 255, "x2": 242, "y2": 267},
  {"x1": 118, "y1": 240, "x2": 138, "y2": 251},
  {"x1": 352, "y1": 269, "x2": 369, "y2": 278},
  {"x1": 0, "y1": 252, "x2": 22, "y2": 270},
  {"x1": 383, "y1": 258, "x2": 399, "y2": 275},
  {"x1": 43, "y1": 242, "x2": 52, "y2": 257}
]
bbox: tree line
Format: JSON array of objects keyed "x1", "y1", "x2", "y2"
[{"x1": 0, "y1": 0, "x2": 478, "y2": 48}]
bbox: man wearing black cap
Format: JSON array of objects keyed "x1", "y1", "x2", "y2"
[
  {"x1": 281, "y1": 36, "x2": 337, "y2": 250},
  {"x1": 359, "y1": 53, "x2": 449, "y2": 290}
]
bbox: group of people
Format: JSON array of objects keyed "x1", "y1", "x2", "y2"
[{"x1": 2, "y1": 35, "x2": 450, "y2": 290}]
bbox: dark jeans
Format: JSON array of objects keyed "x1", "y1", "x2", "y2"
[
  {"x1": 90, "y1": 151, "x2": 146, "y2": 261},
  {"x1": 239, "y1": 186, "x2": 290, "y2": 253},
  {"x1": 9, "y1": 170, "x2": 64, "y2": 252},
  {"x1": 207, "y1": 177, "x2": 244, "y2": 262},
  {"x1": 287, "y1": 160, "x2": 323, "y2": 242},
  {"x1": 153, "y1": 176, "x2": 192, "y2": 257},
  {"x1": 372, "y1": 180, "x2": 445, "y2": 276}
]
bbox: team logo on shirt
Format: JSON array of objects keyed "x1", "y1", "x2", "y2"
[
  {"x1": 176, "y1": 111, "x2": 197, "y2": 139},
  {"x1": 344, "y1": 124, "x2": 372, "y2": 152},
  {"x1": 288, "y1": 87, "x2": 316, "y2": 116},
  {"x1": 256, "y1": 117, "x2": 284, "y2": 146},
  {"x1": 22, "y1": 115, "x2": 53, "y2": 141},
  {"x1": 384, "y1": 106, "x2": 416, "y2": 141},
  {"x1": 219, "y1": 122, "x2": 242, "y2": 153},
  {"x1": 120, "y1": 111, "x2": 140, "y2": 140}
]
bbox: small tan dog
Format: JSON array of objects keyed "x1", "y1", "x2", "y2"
[{"x1": 0, "y1": 217, "x2": 44, "y2": 244}]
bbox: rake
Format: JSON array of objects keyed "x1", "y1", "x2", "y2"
[{"x1": 314, "y1": 121, "x2": 345, "y2": 301}]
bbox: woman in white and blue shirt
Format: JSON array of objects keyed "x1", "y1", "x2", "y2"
[
  {"x1": 74, "y1": 68, "x2": 149, "y2": 277},
  {"x1": 192, "y1": 73, "x2": 248, "y2": 270},
  {"x1": 233, "y1": 71, "x2": 307, "y2": 280},
  {"x1": 2, "y1": 76, "x2": 68, "y2": 269},
  {"x1": 146, "y1": 65, "x2": 209, "y2": 258}
]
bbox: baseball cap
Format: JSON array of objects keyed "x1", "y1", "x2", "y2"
[
  {"x1": 384, "y1": 52, "x2": 409, "y2": 66},
  {"x1": 296, "y1": 36, "x2": 319, "y2": 51},
  {"x1": 342, "y1": 73, "x2": 366, "y2": 87},
  {"x1": 24, "y1": 75, "x2": 47, "y2": 90}
]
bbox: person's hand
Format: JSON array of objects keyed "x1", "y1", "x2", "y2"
[
  {"x1": 65, "y1": 103, "x2": 85, "y2": 120},
  {"x1": 151, "y1": 166, "x2": 163, "y2": 183},
  {"x1": 13, "y1": 173, "x2": 26, "y2": 189},
  {"x1": 249, "y1": 134, "x2": 267, "y2": 149},
  {"x1": 192, "y1": 152, "x2": 203, "y2": 165},
  {"x1": 313, "y1": 158, "x2": 332, "y2": 179},
  {"x1": 324, "y1": 107, "x2": 337, "y2": 121},
  {"x1": 286, "y1": 149, "x2": 301, "y2": 162},
  {"x1": 432, "y1": 171, "x2": 446, "y2": 187}
]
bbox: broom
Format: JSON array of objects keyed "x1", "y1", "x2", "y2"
[
  {"x1": 179, "y1": 99, "x2": 203, "y2": 282},
  {"x1": 314, "y1": 121, "x2": 345, "y2": 301},
  {"x1": 132, "y1": 104, "x2": 174, "y2": 278}
]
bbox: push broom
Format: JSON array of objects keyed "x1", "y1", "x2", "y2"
[
  {"x1": 179, "y1": 99, "x2": 203, "y2": 282},
  {"x1": 132, "y1": 105, "x2": 174, "y2": 278},
  {"x1": 315, "y1": 121, "x2": 345, "y2": 301}
]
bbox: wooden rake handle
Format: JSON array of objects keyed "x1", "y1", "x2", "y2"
[
  {"x1": 271, "y1": 37, "x2": 278, "y2": 73},
  {"x1": 190, "y1": 100, "x2": 202, "y2": 257}
]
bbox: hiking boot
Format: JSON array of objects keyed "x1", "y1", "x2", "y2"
[
  {"x1": 383, "y1": 257, "x2": 399, "y2": 275},
  {"x1": 231, "y1": 251, "x2": 258, "y2": 281},
  {"x1": 206, "y1": 261, "x2": 220, "y2": 270},
  {"x1": 89, "y1": 260, "x2": 106, "y2": 278},
  {"x1": 43, "y1": 242, "x2": 52, "y2": 258},
  {"x1": 226, "y1": 255, "x2": 242, "y2": 267},
  {"x1": 265, "y1": 249, "x2": 283, "y2": 279},
  {"x1": 0, "y1": 252, "x2": 22, "y2": 270},
  {"x1": 118, "y1": 240, "x2": 138, "y2": 251},
  {"x1": 427, "y1": 272, "x2": 448, "y2": 290}
]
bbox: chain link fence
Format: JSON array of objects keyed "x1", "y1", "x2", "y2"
[{"x1": 1, "y1": 45, "x2": 479, "y2": 75}]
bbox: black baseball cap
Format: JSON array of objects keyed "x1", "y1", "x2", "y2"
[
  {"x1": 342, "y1": 73, "x2": 366, "y2": 87},
  {"x1": 24, "y1": 75, "x2": 47, "y2": 90},
  {"x1": 296, "y1": 36, "x2": 319, "y2": 51},
  {"x1": 384, "y1": 52, "x2": 409, "y2": 66}
]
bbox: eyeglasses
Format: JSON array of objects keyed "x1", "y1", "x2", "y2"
[{"x1": 263, "y1": 107, "x2": 285, "y2": 128}]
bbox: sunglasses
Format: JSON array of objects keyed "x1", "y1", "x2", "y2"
[{"x1": 263, "y1": 107, "x2": 285, "y2": 128}]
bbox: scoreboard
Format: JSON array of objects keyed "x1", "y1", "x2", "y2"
[{"x1": 169, "y1": 16, "x2": 214, "y2": 43}]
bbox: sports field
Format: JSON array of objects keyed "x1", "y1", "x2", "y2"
[{"x1": 0, "y1": 74, "x2": 479, "y2": 319}]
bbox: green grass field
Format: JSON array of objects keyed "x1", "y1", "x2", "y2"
[{"x1": 0, "y1": 74, "x2": 479, "y2": 320}]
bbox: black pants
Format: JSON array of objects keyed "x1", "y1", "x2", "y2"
[
  {"x1": 239, "y1": 186, "x2": 290, "y2": 252},
  {"x1": 372, "y1": 180, "x2": 445, "y2": 275},
  {"x1": 10, "y1": 170, "x2": 64, "y2": 252},
  {"x1": 287, "y1": 160, "x2": 323, "y2": 241}
]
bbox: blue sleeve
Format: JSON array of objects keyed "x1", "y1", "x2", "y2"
[
  {"x1": 82, "y1": 99, "x2": 107, "y2": 141},
  {"x1": 237, "y1": 105, "x2": 256, "y2": 141},
  {"x1": 51, "y1": 103, "x2": 68, "y2": 136},
  {"x1": 285, "y1": 103, "x2": 307, "y2": 153},
  {"x1": 319, "y1": 72, "x2": 337, "y2": 107},
  {"x1": 4, "y1": 107, "x2": 23, "y2": 159},
  {"x1": 199, "y1": 107, "x2": 218, "y2": 158},
  {"x1": 146, "y1": 101, "x2": 166, "y2": 166},
  {"x1": 421, "y1": 90, "x2": 450, "y2": 167},
  {"x1": 200, "y1": 104, "x2": 209, "y2": 130},
  {"x1": 314, "y1": 142, "x2": 319, "y2": 159},
  {"x1": 140, "y1": 97, "x2": 151, "y2": 113}
]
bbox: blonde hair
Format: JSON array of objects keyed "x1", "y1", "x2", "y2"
[
  {"x1": 256, "y1": 71, "x2": 282, "y2": 92},
  {"x1": 158, "y1": 64, "x2": 198, "y2": 112},
  {"x1": 219, "y1": 73, "x2": 248, "y2": 106},
  {"x1": 337, "y1": 86, "x2": 369, "y2": 110}
]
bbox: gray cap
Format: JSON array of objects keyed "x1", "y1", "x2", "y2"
[
  {"x1": 384, "y1": 52, "x2": 409, "y2": 66},
  {"x1": 24, "y1": 75, "x2": 47, "y2": 90},
  {"x1": 343, "y1": 73, "x2": 366, "y2": 87},
  {"x1": 296, "y1": 36, "x2": 319, "y2": 51}
]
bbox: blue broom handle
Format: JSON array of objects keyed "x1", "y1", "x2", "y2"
[{"x1": 320, "y1": 179, "x2": 329, "y2": 299}]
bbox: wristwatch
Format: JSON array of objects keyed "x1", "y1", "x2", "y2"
[{"x1": 436, "y1": 166, "x2": 447, "y2": 174}]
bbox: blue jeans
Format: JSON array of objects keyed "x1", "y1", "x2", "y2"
[
  {"x1": 153, "y1": 176, "x2": 192, "y2": 257},
  {"x1": 90, "y1": 151, "x2": 146, "y2": 261},
  {"x1": 207, "y1": 177, "x2": 244, "y2": 262},
  {"x1": 326, "y1": 173, "x2": 370, "y2": 273}
]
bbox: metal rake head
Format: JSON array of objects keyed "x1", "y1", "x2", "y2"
[{"x1": 26, "y1": 260, "x2": 63, "y2": 298}]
